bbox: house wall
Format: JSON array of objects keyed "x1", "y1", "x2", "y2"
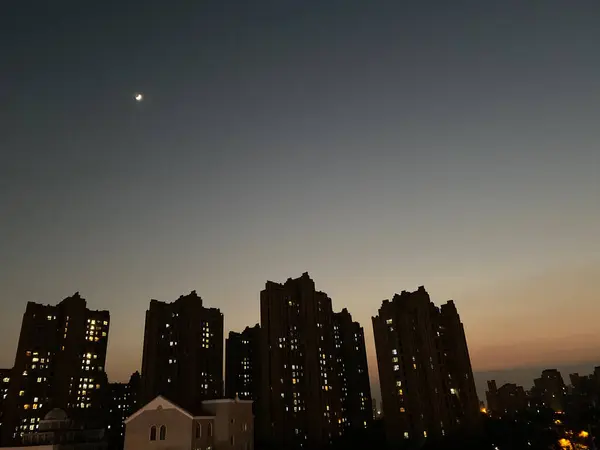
[
  {"x1": 201, "y1": 401, "x2": 253, "y2": 450},
  {"x1": 124, "y1": 408, "x2": 192, "y2": 450},
  {"x1": 192, "y1": 418, "x2": 215, "y2": 450}
]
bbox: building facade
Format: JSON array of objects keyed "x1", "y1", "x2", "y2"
[
  {"x1": 225, "y1": 325, "x2": 262, "y2": 401},
  {"x1": 372, "y1": 286, "x2": 479, "y2": 444},
  {"x1": 106, "y1": 372, "x2": 140, "y2": 450},
  {"x1": 332, "y1": 309, "x2": 372, "y2": 432},
  {"x1": 124, "y1": 396, "x2": 253, "y2": 450},
  {"x1": 259, "y1": 273, "x2": 367, "y2": 449},
  {"x1": 1, "y1": 293, "x2": 110, "y2": 444},
  {"x1": 140, "y1": 291, "x2": 224, "y2": 410}
]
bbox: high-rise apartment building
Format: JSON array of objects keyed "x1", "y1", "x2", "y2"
[
  {"x1": 140, "y1": 291, "x2": 224, "y2": 410},
  {"x1": 106, "y1": 372, "x2": 140, "y2": 450},
  {"x1": 259, "y1": 273, "x2": 367, "y2": 449},
  {"x1": 332, "y1": 308, "x2": 372, "y2": 432},
  {"x1": 1, "y1": 293, "x2": 110, "y2": 444},
  {"x1": 1, "y1": 368, "x2": 11, "y2": 444},
  {"x1": 225, "y1": 324, "x2": 262, "y2": 400},
  {"x1": 372, "y1": 287, "x2": 479, "y2": 444}
]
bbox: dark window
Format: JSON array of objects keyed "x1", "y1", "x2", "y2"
[
  {"x1": 159, "y1": 425, "x2": 167, "y2": 440},
  {"x1": 196, "y1": 423, "x2": 202, "y2": 438},
  {"x1": 150, "y1": 426, "x2": 157, "y2": 441}
]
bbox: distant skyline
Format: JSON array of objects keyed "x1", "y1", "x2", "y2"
[{"x1": 1, "y1": 0, "x2": 599, "y2": 404}]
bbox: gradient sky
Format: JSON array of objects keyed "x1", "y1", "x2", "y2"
[{"x1": 1, "y1": 1, "x2": 600, "y2": 403}]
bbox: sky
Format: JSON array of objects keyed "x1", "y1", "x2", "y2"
[{"x1": 1, "y1": 1, "x2": 600, "y2": 403}]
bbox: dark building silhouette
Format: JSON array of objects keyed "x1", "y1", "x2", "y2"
[
  {"x1": 1, "y1": 293, "x2": 110, "y2": 445},
  {"x1": 106, "y1": 372, "x2": 140, "y2": 450},
  {"x1": 530, "y1": 369, "x2": 566, "y2": 412},
  {"x1": 566, "y1": 369, "x2": 600, "y2": 418},
  {"x1": 372, "y1": 286, "x2": 479, "y2": 444},
  {"x1": 225, "y1": 325, "x2": 264, "y2": 448},
  {"x1": 332, "y1": 308, "x2": 372, "y2": 431},
  {"x1": 259, "y1": 273, "x2": 368, "y2": 449},
  {"x1": 1, "y1": 368, "x2": 11, "y2": 443},
  {"x1": 485, "y1": 380, "x2": 528, "y2": 417},
  {"x1": 225, "y1": 324, "x2": 262, "y2": 400},
  {"x1": 140, "y1": 291, "x2": 223, "y2": 410}
]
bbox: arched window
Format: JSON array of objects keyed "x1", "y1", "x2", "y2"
[
  {"x1": 208, "y1": 422, "x2": 213, "y2": 437},
  {"x1": 159, "y1": 425, "x2": 167, "y2": 440},
  {"x1": 196, "y1": 423, "x2": 202, "y2": 438},
  {"x1": 150, "y1": 426, "x2": 157, "y2": 441}
]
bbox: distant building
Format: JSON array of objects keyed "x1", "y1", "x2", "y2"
[
  {"x1": 333, "y1": 308, "x2": 372, "y2": 431},
  {"x1": 485, "y1": 380, "x2": 527, "y2": 416},
  {"x1": 372, "y1": 286, "x2": 479, "y2": 444},
  {"x1": 225, "y1": 325, "x2": 262, "y2": 401},
  {"x1": 106, "y1": 372, "x2": 140, "y2": 450},
  {"x1": 124, "y1": 395, "x2": 253, "y2": 450},
  {"x1": 531, "y1": 369, "x2": 566, "y2": 412},
  {"x1": 140, "y1": 291, "x2": 224, "y2": 410},
  {"x1": 259, "y1": 273, "x2": 370, "y2": 449},
  {"x1": 1, "y1": 293, "x2": 110, "y2": 445},
  {"x1": 2, "y1": 408, "x2": 107, "y2": 450}
]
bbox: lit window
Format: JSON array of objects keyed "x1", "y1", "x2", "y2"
[
  {"x1": 393, "y1": 365, "x2": 399, "y2": 371},
  {"x1": 404, "y1": 432, "x2": 409, "y2": 439},
  {"x1": 386, "y1": 319, "x2": 393, "y2": 325}
]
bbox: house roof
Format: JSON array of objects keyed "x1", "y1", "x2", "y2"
[
  {"x1": 124, "y1": 396, "x2": 215, "y2": 424},
  {"x1": 203, "y1": 398, "x2": 253, "y2": 404}
]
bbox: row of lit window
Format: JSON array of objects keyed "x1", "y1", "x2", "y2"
[
  {"x1": 87, "y1": 319, "x2": 109, "y2": 326},
  {"x1": 23, "y1": 402, "x2": 43, "y2": 410},
  {"x1": 21, "y1": 417, "x2": 40, "y2": 424}
]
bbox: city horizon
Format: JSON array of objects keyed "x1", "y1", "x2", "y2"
[
  {"x1": 2, "y1": 0, "x2": 600, "y2": 448},
  {"x1": 1, "y1": 271, "x2": 599, "y2": 406}
]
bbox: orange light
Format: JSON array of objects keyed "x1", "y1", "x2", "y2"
[
  {"x1": 559, "y1": 438, "x2": 572, "y2": 450},
  {"x1": 579, "y1": 431, "x2": 589, "y2": 439}
]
